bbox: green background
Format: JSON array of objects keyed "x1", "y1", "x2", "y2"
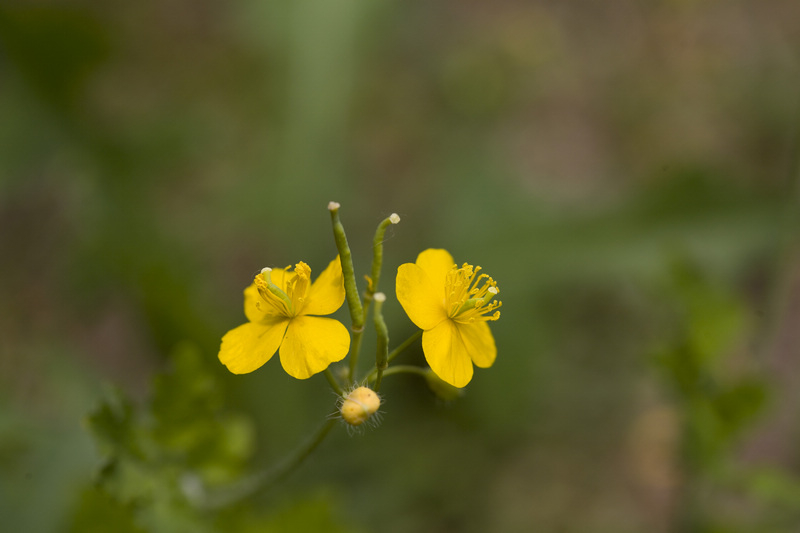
[{"x1": 1, "y1": 1, "x2": 799, "y2": 531}]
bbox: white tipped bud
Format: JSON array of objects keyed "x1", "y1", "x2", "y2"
[
  {"x1": 488, "y1": 286, "x2": 498, "y2": 295},
  {"x1": 373, "y1": 292, "x2": 386, "y2": 303},
  {"x1": 327, "y1": 201, "x2": 341, "y2": 211},
  {"x1": 389, "y1": 213, "x2": 400, "y2": 224},
  {"x1": 340, "y1": 386, "x2": 381, "y2": 426}
]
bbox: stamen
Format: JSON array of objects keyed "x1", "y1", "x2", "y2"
[
  {"x1": 445, "y1": 262, "x2": 502, "y2": 323},
  {"x1": 287, "y1": 261, "x2": 312, "y2": 313}
]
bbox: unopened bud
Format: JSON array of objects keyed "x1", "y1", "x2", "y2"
[
  {"x1": 424, "y1": 369, "x2": 464, "y2": 401},
  {"x1": 340, "y1": 386, "x2": 381, "y2": 426}
]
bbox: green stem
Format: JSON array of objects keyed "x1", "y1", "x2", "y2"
[
  {"x1": 373, "y1": 295, "x2": 389, "y2": 391},
  {"x1": 266, "y1": 418, "x2": 337, "y2": 484},
  {"x1": 388, "y1": 329, "x2": 422, "y2": 364},
  {"x1": 195, "y1": 418, "x2": 338, "y2": 509},
  {"x1": 372, "y1": 365, "x2": 428, "y2": 381},
  {"x1": 348, "y1": 330, "x2": 365, "y2": 385},
  {"x1": 324, "y1": 368, "x2": 345, "y2": 396},
  {"x1": 328, "y1": 203, "x2": 364, "y2": 383},
  {"x1": 362, "y1": 329, "x2": 423, "y2": 382}
]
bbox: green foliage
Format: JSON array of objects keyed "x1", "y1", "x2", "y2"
[
  {"x1": 79, "y1": 343, "x2": 356, "y2": 532},
  {"x1": 82, "y1": 344, "x2": 255, "y2": 532},
  {"x1": 652, "y1": 259, "x2": 800, "y2": 530},
  {"x1": 69, "y1": 487, "x2": 145, "y2": 533},
  {"x1": 654, "y1": 260, "x2": 765, "y2": 464},
  {"x1": 218, "y1": 493, "x2": 357, "y2": 533}
]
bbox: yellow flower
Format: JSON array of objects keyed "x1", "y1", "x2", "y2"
[
  {"x1": 219, "y1": 257, "x2": 350, "y2": 379},
  {"x1": 396, "y1": 249, "x2": 502, "y2": 388}
]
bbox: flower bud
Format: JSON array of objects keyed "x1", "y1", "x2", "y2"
[
  {"x1": 340, "y1": 386, "x2": 381, "y2": 426},
  {"x1": 423, "y1": 369, "x2": 464, "y2": 402}
]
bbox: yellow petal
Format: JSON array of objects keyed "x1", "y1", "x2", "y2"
[
  {"x1": 416, "y1": 249, "x2": 455, "y2": 286},
  {"x1": 218, "y1": 318, "x2": 289, "y2": 374},
  {"x1": 279, "y1": 316, "x2": 350, "y2": 379},
  {"x1": 396, "y1": 263, "x2": 448, "y2": 330},
  {"x1": 422, "y1": 319, "x2": 474, "y2": 388},
  {"x1": 457, "y1": 321, "x2": 496, "y2": 368},
  {"x1": 302, "y1": 256, "x2": 345, "y2": 316}
]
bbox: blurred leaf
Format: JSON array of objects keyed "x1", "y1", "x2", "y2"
[
  {"x1": 711, "y1": 379, "x2": 767, "y2": 437},
  {"x1": 218, "y1": 492, "x2": 356, "y2": 533},
  {"x1": 68, "y1": 486, "x2": 144, "y2": 533},
  {"x1": 670, "y1": 259, "x2": 749, "y2": 362},
  {"x1": 82, "y1": 343, "x2": 256, "y2": 530},
  {"x1": 85, "y1": 387, "x2": 142, "y2": 460},
  {"x1": 150, "y1": 343, "x2": 255, "y2": 484},
  {"x1": 748, "y1": 468, "x2": 800, "y2": 509}
]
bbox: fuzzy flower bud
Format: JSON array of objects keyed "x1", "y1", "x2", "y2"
[{"x1": 340, "y1": 386, "x2": 381, "y2": 426}]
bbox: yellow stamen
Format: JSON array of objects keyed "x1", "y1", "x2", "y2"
[
  {"x1": 445, "y1": 263, "x2": 502, "y2": 323},
  {"x1": 287, "y1": 261, "x2": 311, "y2": 314}
]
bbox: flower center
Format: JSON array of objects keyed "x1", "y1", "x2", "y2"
[
  {"x1": 445, "y1": 263, "x2": 502, "y2": 323},
  {"x1": 254, "y1": 261, "x2": 312, "y2": 317}
]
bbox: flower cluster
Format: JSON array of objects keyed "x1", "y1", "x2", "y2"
[{"x1": 218, "y1": 207, "x2": 502, "y2": 395}]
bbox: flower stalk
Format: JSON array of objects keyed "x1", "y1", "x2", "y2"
[
  {"x1": 373, "y1": 292, "x2": 389, "y2": 391},
  {"x1": 324, "y1": 368, "x2": 345, "y2": 396},
  {"x1": 363, "y1": 329, "x2": 422, "y2": 383}
]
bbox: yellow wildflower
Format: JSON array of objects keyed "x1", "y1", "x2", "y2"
[
  {"x1": 219, "y1": 257, "x2": 350, "y2": 379},
  {"x1": 396, "y1": 249, "x2": 501, "y2": 387}
]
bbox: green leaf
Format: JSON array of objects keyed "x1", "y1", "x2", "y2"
[{"x1": 85, "y1": 387, "x2": 142, "y2": 460}]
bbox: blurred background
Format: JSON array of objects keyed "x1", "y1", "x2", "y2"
[{"x1": 1, "y1": 0, "x2": 799, "y2": 531}]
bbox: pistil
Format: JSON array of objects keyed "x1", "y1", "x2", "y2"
[{"x1": 255, "y1": 267, "x2": 294, "y2": 315}]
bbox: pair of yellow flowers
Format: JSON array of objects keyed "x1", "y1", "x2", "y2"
[{"x1": 218, "y1": 249, "x2": 501, "y2": 388}]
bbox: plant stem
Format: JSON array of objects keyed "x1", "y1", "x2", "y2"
[
  {"x1": 362, "y1": 330, "x2": 422, "y2": 382},
  {"x1": 372, "y1": 365, "x2": 428, "y2": 381},
  {"x1": 324, "y1": 368, "x2": 345, "y2": 396},
  {"x1": 373, "y1": 295, "x2": 389, "y2": 391},
  {"x1": 388, "y1": 329, "x2": 422, "y2": 364},
  {"x1": 196, "y1": 418, "x2": 338, "y2": 510}
]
